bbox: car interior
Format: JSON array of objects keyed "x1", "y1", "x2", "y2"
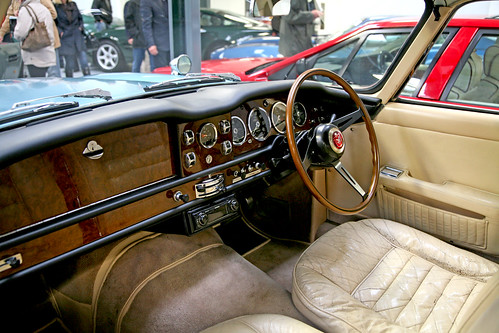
[{"x1": 1, "y1": 0, "x2": 498, "y2": 332}]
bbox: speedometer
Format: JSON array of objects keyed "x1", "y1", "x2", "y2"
[
  {"x1": 198, "y1": 123, "x2": 218, "y2": 148},
  {"x1": 248, "y1": 107, "x2": 271, "y2": 141}
]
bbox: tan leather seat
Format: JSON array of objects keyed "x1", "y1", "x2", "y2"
[
  {"x1": 292, "y1": 219, "x2": 499, "y2": 332},
  {"x1": 201, "y1": 314, "x2": 322, "y2": 333}
]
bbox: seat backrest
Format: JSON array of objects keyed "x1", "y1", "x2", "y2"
[{"x1": 448, "y1": 51, "x2": 483, "y2": 99}]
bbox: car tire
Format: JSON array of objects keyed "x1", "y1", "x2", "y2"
[
  {"x1": 203, "y1": 41, "x2": 230, "y2": 60},
  {"x1": 94, "y1": 40, "x2": 127, "y2": 72}
]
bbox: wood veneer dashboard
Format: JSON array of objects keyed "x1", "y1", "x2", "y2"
[{"x1": 0, "y1": 80, "x2": 381, "y2": 283}]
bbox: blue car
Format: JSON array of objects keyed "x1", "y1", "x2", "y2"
[{"x1": 210, "y1": 36, "x2": 281, "y2": 59}]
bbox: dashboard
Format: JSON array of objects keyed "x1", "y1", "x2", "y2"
[{"x1": 0, "y1": 80, "x2": 381, "y2": 284}]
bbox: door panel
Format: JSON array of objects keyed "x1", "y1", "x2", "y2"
[{"x1": 327, "y1": 102, "x2": 499, "y2": 255}]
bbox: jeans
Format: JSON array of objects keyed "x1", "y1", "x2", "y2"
[
  {"x1": 47, "y1": 48, "x2": 62, "y2": 77},
  {"x1": 132, "y1": 48, "x2": 154, "y2": 73},
  {"x1": 64, "y1": 51, "x2": 90, "y2": 72},
  {"x1": 94, "y1": 21, "x2": 107, "y2": 32}
]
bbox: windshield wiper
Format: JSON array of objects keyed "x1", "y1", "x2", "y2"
[
  {"x1": 0, "y1": 101, "x2": 79, "y2": 131},
  {"x1": 11, "y1": 88, "x2": 112, "y2": 109},
  {"x1": 144, "y1": 73, "x2": 241, "y2": 92}
]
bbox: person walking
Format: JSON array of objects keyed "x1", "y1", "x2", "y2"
[
  {"x1": 1, "y1": 0, "x2": 61, "y2": 78},
  {"x1": 91, "y1": 0, "x2": 112, "y2": 32},
  {"x1": 278, "y1": 0, "x2": 322, "y2": 57},
  {"x1": 124, "y1": 0, "x2": 153, "y2": 72},
  {"x1": 14, "y1": 0, "x2": 56, "y2": 77},
  {"x1": 54, "y1": 0, "x2": 90, "y2": 77},
  {"x1": 140, "y1": 0, "x2": 170, "y2": 71}
]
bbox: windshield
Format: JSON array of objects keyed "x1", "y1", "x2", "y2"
[{"x1": 2, "y1": 0, "x2": 490, "y2": 130}]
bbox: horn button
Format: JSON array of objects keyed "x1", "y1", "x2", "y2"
[{"x1": 310, "y1": 124, "x2": 345, "y2": 166}]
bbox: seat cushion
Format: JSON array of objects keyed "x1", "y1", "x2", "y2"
[
  {"x1": 292, "y1": 219, "x2": 499, "y2": 332},
  {"x1": 201, "y1": 314, "x2": 322, "y2": 333}
]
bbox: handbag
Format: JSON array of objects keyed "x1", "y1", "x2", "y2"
[{"x1": 21, "y1": 5, "x2": 51, "y2": 52}]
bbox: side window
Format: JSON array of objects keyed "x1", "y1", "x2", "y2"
[
  {"x1": 445, "y1": 35, "x2": 499, "y2": 107},
  {"x1": 314, "y1": 32, "x2": 410, "y2": 87},
  {"x1": 343, "y1": 33, "x2": 409, "y2": 86},
  {"x1": 313, "y1": 41, "x2": 357, "y2": 74},
  {"x1": 400, "y1": 31, "x2": 451, "y2": 96}
]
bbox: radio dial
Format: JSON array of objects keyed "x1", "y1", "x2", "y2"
[{"x1": 196, "y1": 213, "x2": 208, "y2": 227}]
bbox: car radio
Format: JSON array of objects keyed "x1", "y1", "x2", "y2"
[{"x1": 185, "y1": 194, "x2": 240, "y2": 234}]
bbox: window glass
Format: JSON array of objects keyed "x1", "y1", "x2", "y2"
[
  {"x1": 344, "y1": 33, "x2": 409, "y2": 87},
  {"x1": 446, "y1": 35, "x2": 499, "y2": 107},
  {"x1": 400, "y1": 32, "x2": 451, "y2": 96},
  {"x1": 313, "y1": 41, "x2": 357, "y2": 74}
]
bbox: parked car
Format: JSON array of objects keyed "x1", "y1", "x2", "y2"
[
  {"x1": 200, "y1": 8, "x2": 273, "y2": 59},
  {"x1": 210, "y1": 36, "x2": 281, "y2": 59},
  {"x1": 159, "y1": 16, "x2": 499, "y2": 109},
  {"x1": 0, "y1": 41, "x2": 22, "y2": 79},
  {"x1": 1, "y1": 1, "x2": 498, "y2": 332},
  {"x1": 82, "y1": 10, "x2": 132, "y2": 72}
]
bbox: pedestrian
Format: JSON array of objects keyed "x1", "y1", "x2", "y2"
[
  {"x1": 124, "y1": 0, "x2": 153, "y2": 72},
  {"x1": 0, "y1": 0, "x2": 61, "y2": 78},
  {"x1": 140, "y1": 0, "x2": 170, "y2": 71},
  {"x1": 91, "y1": 0, "x2": 112, "y2": 32},
  {"x1": 278, "y1": 0, "x2": 322, "y2": 57},
  {"x1": 13, "y1": 0, "x2": 56, "y2": 77},
  {"x1": 54, "y1": 0, "x2": 90, "y2": 77}
]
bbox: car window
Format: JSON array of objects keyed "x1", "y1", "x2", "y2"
[
  {"x1": 400, "y1": 31, "x2": 452, "y2": 96},
  {"x1": 314, "y1": 31, "x2": 410, "y2": 87},
  {"x1": 445, "y1": 34, "x2": 499, "y2": 107}
]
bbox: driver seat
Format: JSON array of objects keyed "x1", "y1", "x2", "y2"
[{"x1": 292, "y1": 219, "x2": 499, "y2": 332}]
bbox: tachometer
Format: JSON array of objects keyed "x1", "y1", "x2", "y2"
[
  {"x1": 198, "y1": 123, "x2": 218, "y2": 148},
  {"x1": 271, "y1": 101, "x2": 287, "y2": 134},
  {"x1": 231, "y1": 116, "x2": 247, "y2": 146},
  {"x1": 248, "y1": 107, "x2": 271, "y2": 141},
  {"x1": 293, "y1": 102, "x2": 307, "y2": 127}
]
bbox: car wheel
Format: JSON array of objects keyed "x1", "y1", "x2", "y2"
[
  {"x1": 203, "y1": 41, "x2": 230, "y2": 60},
  {"x1": 94, "y1": 40, "x2": 126, "y2": 72}
]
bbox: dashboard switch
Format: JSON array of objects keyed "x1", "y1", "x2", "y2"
[{"x1": 185, "y1": 152, "x2": 196, "y2": 168}]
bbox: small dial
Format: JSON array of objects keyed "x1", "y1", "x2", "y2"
[
  {"x1": 293, "y1": 102, "x2": 307, "y2": 127},
  {"x1": 231, "y1": 116, "x2": 247, "y2": 146},
  {"x1": 271, "y1": 101, "x2": 287, "y2": 134},
  {"x1": 248, "y1": 107, "x2": 271, "y2": 141},
  {"x1": 198, "y1": 123, "x2": 218, "y2": 149}
]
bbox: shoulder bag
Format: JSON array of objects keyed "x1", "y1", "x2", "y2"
[{"x1": 21, "y1": 5, "x2": 51, "y2": 52}]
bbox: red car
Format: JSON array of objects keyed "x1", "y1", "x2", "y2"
[{"x1": 155, "y1": 17, "x2": 499, "y2": 110}]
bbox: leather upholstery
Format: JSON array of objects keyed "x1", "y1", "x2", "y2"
[
  {"x1": 292, "y1": 219, "x2": 499, "y2": 332},
  {"x1": 201, "y1": 314, "x2": 322, "y2": 333}
]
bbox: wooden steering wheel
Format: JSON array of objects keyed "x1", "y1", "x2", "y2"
[{"x1": 285, "y1": 68, "x2": 380, "y2": 215}]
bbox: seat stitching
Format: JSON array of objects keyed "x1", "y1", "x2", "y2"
[
  {"x1": 442, "y1": 281, "x2": 479, "y2": 332},
  {"x1": 393, "y1": 264, "x2": 450, "y2": 327},
  {"x1": 351, "y1": 246, "x2": 397, "y2": 297},
  {"x1": 371, "y1": 253, "x2": 419, "y2": 312},
  {"x1": 293, "y1": 266, "x2": 363, "y2": 332}
]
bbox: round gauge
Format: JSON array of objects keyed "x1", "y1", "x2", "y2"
[
  {"x1": 231, "y1": 116, "x2": 247, "y2": 146},
  {"x1": 271, "y1": 101, "x2": 287, "y2": 134},
  {"x1": 248, "y1": 107, "x2": 271, "y2": 141},
  {"x1": 293, "y1": 102, "x2": 307, "y2": 127},
  {"x1": 198, "y1": 123, "x2": 218, "y2": 149}
]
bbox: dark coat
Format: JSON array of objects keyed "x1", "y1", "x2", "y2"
[
  {"x1": 140, "y1": 0, "x2": 169, "y2": 52},
  {"x1": 278, "y1": 0, "x2": 316, "y2": 57},
  {"x1": 124, "y1": 0, "x2": 146, "y2": 48},
  {"x1": 55, "y1": 1, "x2": 86, "y2": 56}
]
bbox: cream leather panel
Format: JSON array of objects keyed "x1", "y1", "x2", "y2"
[
  {"x1": 326, "y1": 101, "x2": 499, "y2": 255},
  {"x1": 201, "y1": 314, "x2": 322, "y2": 333},
  {"x1": 293, "y1": 219, "x2": 498, "y2": 332}
]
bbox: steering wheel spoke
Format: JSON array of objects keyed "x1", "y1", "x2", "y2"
[
  {"x1": 286, "y1": 68, "x2": 379, "y2": 215},
  {"x1": 331, "y1": 161, "x2": 366, "y2": 199},
  {"x1": 332, "y1": 107, "x2": 363, "y2": 131}
]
